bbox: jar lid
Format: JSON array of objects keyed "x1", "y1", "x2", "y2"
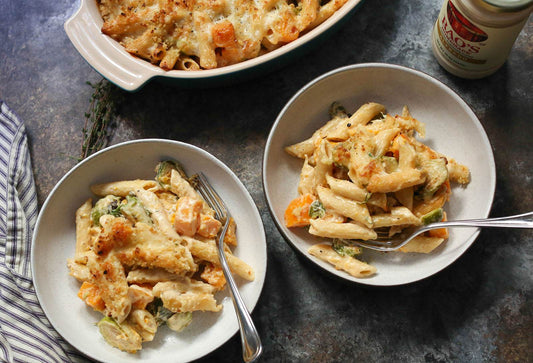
[{"x1": 482, "y1": 0, "x2": 533, "y2": 11}]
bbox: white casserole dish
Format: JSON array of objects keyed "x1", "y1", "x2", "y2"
[{"x1": 64, "y1": 0, "x2": 365, "y2": 91}]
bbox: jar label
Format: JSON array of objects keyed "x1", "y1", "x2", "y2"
[{"x1": 433, "y1": 0, "x2": 528, "y2": 72}]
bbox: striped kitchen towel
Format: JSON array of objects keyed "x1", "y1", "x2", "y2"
[{"x1": 0, "y1": 101, "x2": 87, "y2": 362}]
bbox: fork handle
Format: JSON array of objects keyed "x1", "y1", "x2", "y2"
[
  {"x1": 218, "y1": 224, "x2": 262, "y2": 362},
  {"x1": 427, "y1": 211, "x2": 533, "y2": 230}
]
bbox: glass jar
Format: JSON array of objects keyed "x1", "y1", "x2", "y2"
[{"x1": 431, "y1": 0, "x2": 533, "y2": 79}]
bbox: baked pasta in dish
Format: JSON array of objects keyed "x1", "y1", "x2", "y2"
[
  {"x1": 67, "y1": 160, "x2": 254, "y2": 353},
  {"x1": 96, "y1": 0, "x2": 349, "y2": 70},
  {"x1": 284, "y1": 102, "x2": 470, "y2": 278}
]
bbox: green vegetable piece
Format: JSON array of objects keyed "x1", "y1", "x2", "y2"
[
  {"x1": 423, "y1": 158, "x2": 448, "y2": 193},
  {"x1": 146, "y1": 298, "x2": 175, "y2": 326},
  {"x1": 309, "y1": 200, "x2": 325, "y2": 219},
  {"x1": 167, "y1": 312, "x2": 193, "y2": 332},
  {"x1": 97, "y1": 317, "x2": 142, "y2": 353},
  {"x1": 120, "y1": 195, "x2": 152, "y2": 224},
  {"x1": 91, "y1": 195, "x2": 122, "y2": 226},
  {"x1": 328, "y1": 101, "x2": 349, "y2": 119},
  {"x1": 155, "y1": 160, "x2": 190, "y2": 188},
  {"x1": 421, "y1": 208, "x2": 444, "y2": 225},
  {"x1": 155, "y1": 160, "x2": 178, "y2": 187},
  {"x1": 332, "y1": 239, "x2": 362, "y2": 258}
]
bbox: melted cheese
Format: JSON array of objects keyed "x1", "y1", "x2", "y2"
[{"x1": 97, "y1": 0, "x2": 349, "y2": 69}]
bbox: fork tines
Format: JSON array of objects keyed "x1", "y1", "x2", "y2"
[{"x1": 194, "y1": 173, "x2": 229, "y2": 222}]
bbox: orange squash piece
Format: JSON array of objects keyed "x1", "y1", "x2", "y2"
[
  {"x1": 284, "y1": 194, "x2": 316, "y2": 228},
  {"x1": 78, "y1": 281, "x2": 106, "y2": 312},
  {"x1": 427, "y1": 211, "x2": 449, "y2": 239}
]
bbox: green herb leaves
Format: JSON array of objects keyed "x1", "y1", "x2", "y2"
[{"x1": 80, "y1": 80, "x2": 123, "y2": 160}]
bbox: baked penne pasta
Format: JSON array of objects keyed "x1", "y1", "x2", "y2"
[
  {"x1": 371, "y1": 206, "x2": 420, "y2": 228},
  {"x1": 152, "y1": 279, "x2": 222, "y2": 313},
  {"x1": 398, "y1": 235, "x2": 445, "y2": 253},
  {"x1": 316, "y1": 186, "x2": 372, "y2": 227},
  {"x1": 326, "y1": 174, "x2": 369, "y2": 202},
  {"x1": 309, "y1": 219, "x2": 377, "y2": 240},
  {"x1": 90, "y1": 180, "x2": 159, "y2": 197},
  {"x1": 188, "y1": 238, "x2": 255, "y2": 281},
  {"x1": 308, "y1": 243, "x2": 376, "y2": 278},
  {"x1": 285, "y1": 102, "x2": 470, "y2": 278},
  {"x1": 75, "y1": 199, "x2": 93, "y2": 256},
  {"x1": 67, "y1": 160, "x2": 254, "y2": 353},
  {"x1": 96, "y1": 0, "x2": 350, "y2": 70}
]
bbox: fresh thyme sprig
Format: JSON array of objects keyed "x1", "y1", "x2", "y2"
[{"x1": 80, "y1": 79, "x2": 122, "y2": 160}]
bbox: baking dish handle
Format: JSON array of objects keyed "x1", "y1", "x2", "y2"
[{"x1": 64, "y1": 1, "x2": 159, "y2": 91}]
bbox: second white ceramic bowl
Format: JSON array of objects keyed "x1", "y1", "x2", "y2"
[
  {"x1": 263, "y1": 63, "x2": 496, "y2": 286},
  {"x1": 32, "y1": 139, "x2": 267, "y2": 362}
]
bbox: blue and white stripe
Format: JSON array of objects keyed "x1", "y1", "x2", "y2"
[{"x1": 0, "y1": 102, "x2": 87, "y2": 362}]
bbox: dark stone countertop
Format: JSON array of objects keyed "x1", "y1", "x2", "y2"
[{"x1": 1, "y1": 0, "x2": 532, "y2": 361}]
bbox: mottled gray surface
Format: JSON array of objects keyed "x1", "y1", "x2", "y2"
[{"x1": 1, "y1": 0, "x2": 532, "y2": 362}]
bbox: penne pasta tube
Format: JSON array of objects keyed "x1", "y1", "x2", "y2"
[
  {"x1": 347, "y1": 102, "x2": 386, "y2": 130},
  {"x1": 308, "y1": 219, "x2": 377, "y2": 240},
  {"x1": 397, "y1": 135, "x2": 418, "y2": 169},
  {"x1": 75, "y1": 199, "x2": 93, "y2": 256},
  {"x1": 126, "y1": 268, "x2": 181, "y2": 284},
  {"x1": 311, "y1": 141, "x2": 333, "y2": 191},
  {"x1": 169, "y1": 169, "x2": 197, "y2": 199},
  {"x1": 399, "y1": 235, "x2": 445, "y2": 253},
  {"x1": 317, "y1": 186, "x2": 372, "y2": 227},
  {"x1": 169, "y1": 169, "x2": 212, "y2": 214},
  {"x1": 187, "y1": 238, "x2": 255, "y2": 281},
  {"x1": 373, "y1": 127, "x2": 400, "y2": 157},
  {"x1": 67, "y1": 257, "x2": 91, "y2": 282},
  {"x1": 308, "y1": 0, "x2": 350, "y2": 28},
  {"x1": 134, "y1": 188, "x2": 182, "y2": 241},
  {"x1": 371, "y1": 206, "x2": 421, "y2": 228},
  {"x1": 86, "y1": 253, "x2": 132, "y2": 323},
  {"x1": 308, "y1": 243, "x2": 376, "y2": 278},
  {"x1": 285, "y1": 117, "x2": 350, "y2": 159},
  {"x1": 298, "y1": 157, "x2": 316, "y2": 195},
  {"x1": 326, "y1": 174, "x2": 368, "y2": 202},
  {"x1": 178, "y1": 56, "x2": 201, "y2": 71},
  {"x1": 367, "y1": 168, "x2": 425, "y2": 193},
  {"x1": 284, "y1": 138, "x2": 316, "y2": 160},
  {"x1": 153, "y1": 279, "x2": 222, "y2": 312},
  {"x1": 91, "y1": 180, "x2": 159, "y2": 197},
  {"x1": 160, "y1": 49, "x2": 180, "y2": 71}
]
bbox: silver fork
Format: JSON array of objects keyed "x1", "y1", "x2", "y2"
[
  {"x1": 194, "y1": 173, "x2": 262, "y2": 363},
  {"x1": 344, "y1": 211, "x2": 533, "y2": 252}
]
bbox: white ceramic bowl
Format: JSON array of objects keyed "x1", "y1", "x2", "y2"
[
  {"x1": 31, "y1": 139, "x2": 267, "y2": 363},
  {"x1": 263, "y1": 63, "x2": 496, "y2": 286},
  {"x1": 64, "y1": 0, "x2": 364, "y2": 91}
]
